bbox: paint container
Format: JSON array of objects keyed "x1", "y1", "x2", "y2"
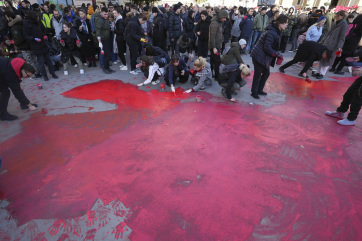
[
  {"x1": 160, "y1": 83, "x2": 165, "y2": 90},
  {"x1": 42, "y1": 108, "x2": 47, "y2": 114},
  {"x1": 196, "y1": 95, "x2": 202, "y2": 103},
  {"x1": 305, "y1": 78, "x2": 312, "y2": 83},
  {"x1": 336, "y1": 50, "x2": 342, "y2": 57},
  {"x1": 276, "y1": 57, "x2": 283, "y2": 65},
  {"x1": 37, "y1": 84, "x2": 43, "y2": 89},
  {"x1": 101, "y1": 49, "x2": 104, "y2": 55}
]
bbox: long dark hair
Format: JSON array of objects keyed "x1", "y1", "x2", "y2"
[
  {"x1": 27, "y1": 11, "x2": 40, "y2": 24},
  {"x1": 170, "y1": 54, "x2": 180, "y2": 75},
  {"x1": 140, "y1": 55, "x2": 153, "y2": 72},
  {"x1": 144, "y1": 44, "x2": 153, "y2": 56}
]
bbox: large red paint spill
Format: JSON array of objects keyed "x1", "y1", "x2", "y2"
[{"x1": 0, "y1": 76, "x2": 361, "y2": 240}]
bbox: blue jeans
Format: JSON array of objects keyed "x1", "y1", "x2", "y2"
[
  {"x1": 244, "y1": 31, "x2": 253, "y2": 52},
  {"x1": 250, "y1": 31, "x2": 263, "y2": 53},
  {"x1": 290, "y1": 28, "x2": 300, "y2": 51},
  {"x1": 347, "y1": 62, "x2": 362, "y2": 67}
]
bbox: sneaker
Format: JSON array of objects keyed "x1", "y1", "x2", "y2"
[
  {"x1": 74, "y1": 64, "x2": 78, "y2": 68},
  {"x1": 279, "y1": 67, "x2": 285, "y2": 73},
  {"x1": 130, "y1": 70, "x2": 139, "y2": 75},
  {"x1": 0, "y1": 112, "x2": 18, "y2": 121},
  {"x1": 117, "y1": 60, "x2": 121, "y2": 63},
  {"x1": 258, "y1": 91, "x2": 267, "y2": 96},
  {"x1": 84, "y1": 62, "x2": 88, "y2": 66},
  {"x1": 325, "y1": 111, "x2": 344, "y2": 119},
  {"x1": 348, "y1": 66, "x2": 352, "y2": 73},
  {"x1": 221, "y1": 88, "x2": 227, "y2": 98},
  {"x1": 52, "y1": 74, "x2": 58, "y2": 79},
  {"x1": 152, "y1": 79, "x2": 160, "y2": 85},
  {"x1": 136, "y1": 69, "x2": 142, "y2": 73},
  {"x1": 33, "y1": 73, "x2": 42, "y2": 79},
  {"x1": 316, "y1": 74, "x2": 324, "y2": 79},
  {"x1": 251, "y1": 93, "x2": 260, "y2": 99},
  {"x1": 288, "y1": 50, "x2": 294, "y2": 53},
  {"x1": 103, "y1": 68, "x2": 112, "y2": 74},
  {"x1": 108, "y1": 68, "x2": 116, "y2": 73},
  {"x1": 293, "y1": 49, "x2": 298, "y2": 52},
  {"x1": 337, "y1": 118, "x2": 356, "y2": 126},
  {"x1": 80, "y1": 69, "x2": 84, "y2": 74},
  {"x1": 44, "y1": 76, "x2": 49, "y2": 81},
  {"x1": 64, "y1": 70, "x2": 69, "y2": 76},
  {"x1": 334, "y1": 71, "x2": 344, "y2": 75},
  {"x1": 200, "y1": 86, "x2": 205, "y2": 90},
  {"x1": 120, "y1": 65, "x2": 128, "y2": 71},
  {"x1": 21, "y1": 103, "x2": 38, "y2": 110},
  {"x1": 329, "y1": 68, "x2": 336, "y2": 72},
  {"x1": 298, "y1": 73, "x2": 309, "y2": 78}
]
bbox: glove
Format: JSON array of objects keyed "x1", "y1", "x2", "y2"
[
  {"x1": 140, "y1": 38, "x2": 148, "y2": 43},
  {"x1": 190, "y1": 69, "x2": 195, "y2": 74},
  {"x1": 171, "y1": 85, "x2": 175, "y2": 93},
  {"x1": 184, "y1": 89, "x2": 193, "y2": 94},
  {"x1": 76, "y1": 40, "x2": 81, "y2": 44},
  {"x1": 161, "y1": 58, "x2": 167, "y2": 63},
  {"x1": 60, "y1": 39, "x2": 64, "y2": 43},
  {"x1": 10, "y1": 40, "x2": 14, "y2": 44},
  {"x1": 35, "y1": 38, "x2": 41, "y2": 42},
  {"x1": 98, "y1": 42, "x2": 103, "y2": 49},
  {"x1": 43, "y1": 36, "x2": 48, "y2": 40}
]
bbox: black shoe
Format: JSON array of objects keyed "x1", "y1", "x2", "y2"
[
  {"x1": 33, "y1": 73, "x2": 42, "y2": 79},
  {"x1": 316, "y1": 74, "x2": 324, "y2": 79},
  {"x1": 334, "y1": 71, "x2": 344, "y2": 75},
  {"x1": 44, "y1": 76, "x2": 49, "y2": 81},
  {"x1": 52, "y1": 74, "x2": 58, "y2": 79},
  {"x1": 0, "y1": 112, "x2": 19, "y2": 121},
  {"x1": 103, "y1": 68, "x2": 112, "y2": 74},
  {"x1": 279, "y1": 67, "x2": 285, "y2": 73},
  {"x1": 93, "y1": 61, "x2": 97, "y2": 67},
  {"x1": 251, "y1": 93, "x2": 260, "y2": 99},
  {"x1": 20, "y1": 103, "x2": 38, "y2": 110},
  {"x1": 109, "y1": 68, "x2": 116, "y2": 73},
  {"x1": 258, "y1": 91, "x2": 267, "y2": 96},
  {"x1": 232, "y1": 91, "x2": 238, "y2": 95},
  {"x1": 329, "y1": 68, "x2": 336, "y2": 72},
  {"x1": 53, "y1": 65, "x2": 59, "y2": 71},
  {"x1": 221, "y1": 88, "x2": 227, "y2": 98},
  {"x1": 88, "y1": 62, "x2": 93, "y2": 68}
]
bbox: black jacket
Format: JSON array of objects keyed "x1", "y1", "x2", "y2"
[
  {"x1": 218, "y1": 68, "x2": 244, "y2": 99},
  {"x1": 75, "y1": 19, "x2": 96, "y2": 57},
  {"x1": 344, "y1": 14, "x2": 362, "y2": 54},
  {"x1": 126, "y1": 17, "x2": 143, "y2": 43},
  {"x1": 196, "y1": 16, "x2": 211, "y2": 41},
  {"x1": 149, "y1": 46, "x2": 169, "y2": 60},
  {"x1": 23, "y1": 18, "x2": 48, "y2": 55},
  {"x1": 223, "y1": 18, "x2": 232, "y2": 43},
  {"x1": 168, "y1": 12, "x2": 182, "y2": 40},
  {"x1": 114, "y1": 17, "x2": 126, "y2": 41},
  {"x1": 60, "y1": 28, "x2": 81, "y2": 63},
  {"x1": 10, "y1": 20, "x2": 30, "y2": 50},
  {"x1": 153, "y1": 13, "x2": 164, "y2": 40},
  {"x1": 184, "y1": 16, "x2": 196, "y2": 42},
  {"x1": 0, "y1": 57, "x2": 30, "y2": 106}
]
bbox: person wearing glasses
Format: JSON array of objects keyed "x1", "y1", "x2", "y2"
[{"x1": 0, "y1": 57, "x2": 38, "y2": 121}]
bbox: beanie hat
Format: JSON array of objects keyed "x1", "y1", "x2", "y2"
[
  {"x1": 173, "y1": 4, "x2": 180, "y2": 12},
  {"x1": 261, "y1": 7, "x2": 267, "y2": 11},
  {"x1": 165, "y1": 3, "x2": 169, "y2": 8},
  {"x1": 317, "y1": 16, "x2": 326, "y2": 22},
  {"x1": 152, "y1": 7, "x2": 158, "y2": 13},
  {"x1": 239, "y1": 39, "x2": 247, "y2": 46}
]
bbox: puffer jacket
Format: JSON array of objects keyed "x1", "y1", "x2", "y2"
[
  {"x1": 223, "y1": 18, "x2": 232, "y2": 42},
  {"x1": 60, "y1": 28, "x2": 81, "y2": 63},
  {"x1": 250, "y1": 23, "x2": 282, "y2": 68},
  {"x1": 10, "y1": 20, "x2": 30, "y2": 50},
  {"x1": 184, "y1": 16, "x2": 196, "y2": 42},
  {"x1": 209, "y1": 10, "x2": 229, "y2": 49},
  {"x1": 196, "y1": 16, "x2": 211, "y2": 41},
  {"x1": 126, "y1": 16, "x2": 143, "y2": 43},
  {"x1": 221, "y1": 42, "x2": 244, "y2": 65},
  {"x1": 231, "y1": 15, "x2": 243, "y2": 37},
  {"x1": 23, "y1": 18, "x2": 49, "y2": 55},
  {"x1": 239, "y1": 14, "x2": 254, "y2": 38},
  {"x1": 343, "y1": 14, "x2": 362, "y2": 54},
  {"x1": 93, "y1": 12, "x2": 110, "y2": 40},
  {"x1": 153, "y1": 13, "x2": 164, "y2": 41},
  {"x1": 168, "y1": 11, "x2": 182, "y2": 40},
  {"x1": 253, "y1": 13, "x2": 269, "y2": 31}
]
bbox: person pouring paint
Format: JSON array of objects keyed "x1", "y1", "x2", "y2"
[{"x1": 0, "y1": 57, "x2": 37, "y2": 121}]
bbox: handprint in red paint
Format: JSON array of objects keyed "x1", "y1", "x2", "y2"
[
  {"x1": 83, "y1": 228, "x2": 97, "y2": 241},
  {"x1": 96, "y1": 206, "x2": 111, "y2": 229},
  {"x1": 21, "y1": 220, "x2": 40, "y2": 240},
  {"x1": 112, "y1": 222, "x2": 128, "y2": 240},
  {"x1": 48, "y1": 219, "x2": 66, "y2": 236},
  {"x1": 111, "y1": 199, "x2": 131, "y2": 218},
  {"x1": 86, "y1": 211, "x2": 97, "y2": 227}
]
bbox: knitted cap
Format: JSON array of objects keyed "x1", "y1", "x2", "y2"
[{"x1": 239, "y1": 39, "x2": 247, "y2": 46}]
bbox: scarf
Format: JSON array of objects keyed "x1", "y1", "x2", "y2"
[{"x1": 81, "y1": 17, "x2": 88, "y2": 34}]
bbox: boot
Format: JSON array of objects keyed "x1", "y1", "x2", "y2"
[
  {"x1": 92, "y1": 61, "x2": 97, "y2": 67},
  {"x1": 88, "y1": 62, "x2": 93, "y2": 68}
]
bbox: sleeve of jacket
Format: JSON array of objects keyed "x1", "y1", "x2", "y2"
[
  {"x1": 337, "y1": 22, "x2": 348, "y2": 49},
  {"x1": 233, "y1": 48, "x2": 244, "y2": 64},
  {"x1": 114, "y1": 19, "x2": 125, "y2": 36},
  {"x1": 209, "y1": 21, "x2": 217, "y2": 48},
  {"x1": 5, "y1": 73, "x2": 30, "y2": 106},
  {"x1": 226, "y1": 71, "x2": 237, "y2": 99},
  {"x1": 95, "y1": 16, "x2": 103, "y2": 38},
  {"x1": 169, "y1": 15, "x2": 174, "y2": 39},
  {"x1": 252, "y1": 15, "x2": 258, "y2": 30},
  {"x1": 130, "y1": 22, "x2": 142, "y2": 41},
  {"x1": 23, "y1": 21, "x2": 35, "y2": 42},
  {"x1": 175, "y1": 42, "x2": 180, "y2": 55},
  {"x1": 305, "y1": 26, "x2": 314, "y2": 41},
  {"x1": 263, "y1": 31, "x2": 280, "y2": 57}
]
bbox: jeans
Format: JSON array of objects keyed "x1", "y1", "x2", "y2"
[
  {"x1": 347, "y1": 62, "x2": 362, "y2": 67},
  {"x1": 116, "y1": 39, "x2": 127, "y2": 66},
  {"x1": 250, "y1": 30, "x2": 263, "y2": 52},
  {"x1": 35, "y1": 52, "x2": 55, "y2": 78},
  {"x1": 251, "y1": 58, "x2": 270, "y2": 94},
  {"x1": 244, "y1": 35, "x2": 252, "y2": 53},
  {"x1": 198, "y1": 40, "x2": 209, "y2": 58},
  {"x1": 290, "y1": 28, "x2": 300, "y2": 51},
  {"x1": 127, "y1": 40, "x2": 140, "y2": 71},
  {"x1": 337, "y1": 77, "x2": 362, "y2": 121}
]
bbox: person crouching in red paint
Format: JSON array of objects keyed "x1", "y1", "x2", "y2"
[
  {"x1": 0, "y1": 57, "x2": 37, "y2": 121},
  {"x1": 325, "y1": 76, "x2": 362, "y2": 126}
]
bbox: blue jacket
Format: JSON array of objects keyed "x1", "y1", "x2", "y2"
[
  {"x1": 168, "y1": 12, "x2": 182, "y2": 40},
  {"x1": 250, "y1": 23, "x2": 282, "y2": 68},
  {"x1": 239, "y1": 14, "x2": 254, "y2": 38}
]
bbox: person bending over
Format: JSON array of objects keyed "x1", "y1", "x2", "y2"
[
  {"x1": 184, "y1": 57, "x2": 212, "y2": 93},
  {"x1": 164, "y1": 54, "x2": 190, "y2": 93},
  {"x1": 136, "y1": 56, "x2": 164, "y2": 86}
]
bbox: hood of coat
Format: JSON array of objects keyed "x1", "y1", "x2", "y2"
[
  {"x1": 289, "y1": 6, "x2": 296, "y2": 15},
  {"x1": 266, "y1": 22, "x2": 281, "y2": 35},
  {"x1": 218, "y1": 10, "x2": 228, "y2": 21},
  {"x1": 11, "y1": 58, "x2": 26, "y2": 80},
  {"x1": 230, "y1": 42, "x2": 240, "y2": 49}
]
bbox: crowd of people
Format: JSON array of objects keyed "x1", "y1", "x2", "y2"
[{"x1": 0, "y1": 0, "x2": 361, "y2": 126}]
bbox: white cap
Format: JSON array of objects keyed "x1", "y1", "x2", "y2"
[{"x1": 239, "y1": 39, "x2": 247, "y2": 46}]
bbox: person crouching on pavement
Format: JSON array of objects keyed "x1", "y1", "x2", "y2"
[
  {"x1": 136, "y1": 56, "x2": 164, "y2": 86},
  {"x1": 184, "y1": 57, "x2": 212, "y2": 93},
  {"x1": 164, "y1": 54, "x2": 190, "y2": 94}
]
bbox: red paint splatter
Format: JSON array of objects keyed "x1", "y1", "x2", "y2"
[
  {"x1": 112, "y1": 222, "x2": 128, "y2": 240},
  {"x1": 83, "y1": 228, "x2": 97, "y2": 241},
  {"x1": 86, "y1": 211, "x2": 97, "y2": 227},
  {"x1": 48, "y1": 219, "x2": 66, "y2": 236}
]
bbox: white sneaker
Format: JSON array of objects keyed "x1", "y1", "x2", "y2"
[
  {"x1": 74, "y1": 64, "x2": 78, "y2": 68},
  {"x1": 120, "y1": 65, "x2": 128, "y2": 71},
  {"x1": 64, "y1": 70, "x2": 69, "y2": 76},
  {"x1": 113, "y1": 61, "x2": 118, "y2": 65},
  {"x1": 348, "y1": 66, "x2": 352, "y2": 73},
  {"x1": 130, "y1": 70, "x2": 139, "y2": 75},
  {"x1": 117, "y1": 60, "x2": 121, "y2": 63},
  {"x1": 325, "y1": 110, "x2": 344, "y2": 119},
  {"x1": 136, "y1": 69, "x2": 142, "y2": 73},
  {"x1": 80, "y1": 69, "x2": 84, "y2": 74},
  {"x1": 84, "y1": 62, "x2": 88, "y2": 66},
  {"x1": 337, "y1": 118, "x2": 356, "y2": 126},
  {"x1": 152, "y1": 79, "x2": 160, "y2": 85}
]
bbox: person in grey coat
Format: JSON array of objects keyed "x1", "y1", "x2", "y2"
[
  {"x1": 230, "y1": 8, "x2": 243, "y2": 42},
  {"x1": 314, "y1": 10, "x2": 348, "y2": 79}
]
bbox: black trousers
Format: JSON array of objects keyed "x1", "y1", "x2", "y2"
[
  {"x1": 337, "y1": 77, "x2": 362, "y2": 121},
  {"x1": 164, "y1": 70, "x2": 190, "y2": 86},
  {"x1": 0, "y1": 83, "x2": 10, "y2": 113},
  {"x1": 251, "y1": 58, "x2": 270, "y2": 94},
  {"x1": 116, "y1": 39, "x2": 127, "y2": 66},
  {"x1": 332, "y1": 55, "x2": 348, "y2": 72},
  {"x1": 280, "y1": 36, "x2": 289, "y2": 52},
  {"x1": 198, "y1": 40, "x2": 208, "y2": 58},
  {"x1": 127, "y1": 40, "x2": 139, "y2": 71},
  {"x1": 210, "y1": 48, "x2": 221, "y2": 79},
  {"x1": 35, "y1": 52, "x2": 55, "y2": 78},
  {"x1": 101, "y1": 39, "x2": 112, "y2": 70}
]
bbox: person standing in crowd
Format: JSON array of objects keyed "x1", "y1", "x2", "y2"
[
  {"x1": 221, "y1": 14, "x2": 232, "y2": 53},
  {"x1": 266, "y1": 5, "x2": 278, "y2": 19},
  {"x1": 183, "y1": 10, "x2": 196, "y2": 54},
  {"x1": 289, "y1": 9, "x2": 308, "y2": 52},
  {"x1": 325, "y1": 6, "x2": 335, "y2": 32},
  {"x1": 126, "y1": 13, "x2": 148, "y2": 75},
  {"x1": 250, "y1": 14, "x2": 288, "y2": 99},
  {"x1": 60, "y1": 22, "x2": 84, "y2": 75},
  {"x1": 0, "y1": 57, "x2": 37, "y2": 121},
  {"x1": 314, "y1": 10, "x2": 348, "y2": 79},
  {"x1": 209, "y1": 9, "x2": 228, "y2": 79},
  {"x1": 76, "y1": 9, "x2": 97, "y2": 68},
  {"x1": 95, "y1": 7, "x2": 115, "y2": 74},
  {"x1": 62, "y1": 7, "x2": 79, "y2": 27},
  {"x1": 325, "y1": 76, "x2": 362, "y2": 126},
  {"x1": 280, "y1": 7, "x2": 296, "y2": 53},
  {"x1": 23, "y1": 11, "x2": 58, "y2": 81},
  {"x1": 230, "y1": 7, "x2": 243, "y2": 43},
  {"x1": 196, "y1": 10, "x2": 210, "y2": 58},
  {"x1": 169, "y1": 4, "x2": 182, "y2": 53},
  {"x1": 239, "y1": 8, "x2": 254, "y2": 55},
  {"x1": 250, "y1": 7, "x2": 269, "y2": 54},
  {"x1": 113, "y1": 8, "x2": 127, "y2": 71},
  {"x1": 41, "y1": 4, "x2": 54, "y2": 36},
  {"x1": 51, "y1": 10, "x2": 64, "y2": 39},
  {"x1": 152, "y1": 7, "x2": 164, "y2": 49}
]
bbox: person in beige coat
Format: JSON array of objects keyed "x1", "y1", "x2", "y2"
[{"x1": 314, "y1": 10, "x2": 348, "y2": 79}]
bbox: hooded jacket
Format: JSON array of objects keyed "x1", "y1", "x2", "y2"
[
  {"x1": 195, "y1": 16, "x2": 211, "y2": 41},
  {"x1": 221, "y1": 42, "x2": 244, "y2": 65},
  {"x1": 239, "y1": 14, "x2": 254, "y2": 38},
  {"x1": 208, "y1": 10, "x2": 228, "y2": 49},
  {"x1": 0, "y1": 57, "x2": 30, "y2": 106},
  {"x1": 250, "y1": 23, "x2": 282, "y2": 68},
  {"x1": 169, "y1": 11, "x2": 182, "y2": 40}
]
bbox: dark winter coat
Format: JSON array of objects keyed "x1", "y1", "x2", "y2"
[
  {"x1": 93, "y1": 12, "x2": 110, "y2": 40},
  {"x1": 10, "y1": 20, "x2": 30, "y2": 50},
  {"x1": 62, "y1": 11, "x2": 79, "y2": 27},
  {"x1": 250, "y1": 23, "x2": 282, "y2": 68},
  {"x1": 168, "y1": 12, "x2": 182, "y2": 40},
  {"x1": 343, "y1": 15, "x2": 362, "y2": 54},
  {"x1": 153, "y1": 14, "x2": 164, "y2": 41},
  {"x1": 221, "y1": 42, "x2": 244, "y2": 65},
  {"x1": 60, "y1": 28, "x2": 81, "y2": 63},
  {"x1": 239, "y1": 14, "x2": 254, "y2": 38},
  {"x1": 218, "y1": 68, "x2": 244, "y2": 99},
  {"x1": 209, "y1": 10, "x2": 229, "y2": 49},
  {"x1": 175, "y1": 37, "x2": 191, "y2": 54},
  {"x1": 223, "y1": 18, "x2": 232, "y2": 43},
  {"x1": 75, "y1": 18, "x2": 96, "y2": 57},
  {"x1": 126, "y1": 17, "x2": 143, "y2": 43},
  {"x1": 184, "y1": 16, "x2": 196, "y2": 42},
  {"x1": 0, "y1": 57, "x2": 30, "y2": 106},
  {"x1": 196, "y1": 16, "x2": 211, "y2": 41},
  {"x1": 114, "y1": 17, "x2": 126, "y2": 41},
  {"x1": 23, "y1": 18, "x2": 49, "y2": 55}
]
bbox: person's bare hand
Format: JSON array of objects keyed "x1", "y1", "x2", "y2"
[
  {"x1": 28, "y1": 104, "x2": 37, "y2": 111},
  {"x1": 213, "y1": 48, "x2": 218, "y2": 55},
  {"x1": 354, "y1": 57, "x2": 360, "y2": 62},
  {"x1": 181, "y1": 70, "x2": 185, "y2": 75}
]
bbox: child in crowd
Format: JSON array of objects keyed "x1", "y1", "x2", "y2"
[
  {"x1": 184, "y1": 57, "x2": 212, "y2": 93},
  {"x1": 136, "y1": 56, "x2": 164, "y2": 86},
  {"x1": 164, "y1": 54, "x2": 190, "y2": 93}
]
